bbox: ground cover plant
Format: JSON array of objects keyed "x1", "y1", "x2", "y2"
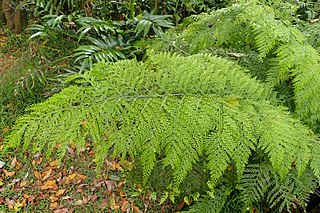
[{"x1": 2, "y1": 0, "x2": 320, "y2": 212}]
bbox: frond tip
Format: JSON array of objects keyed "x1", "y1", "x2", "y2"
[{"x1": 5, "y1": 53, "x2": 317, "y2": 194}]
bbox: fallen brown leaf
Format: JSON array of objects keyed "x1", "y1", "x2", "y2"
[
  {"x1": 5, "y1": 198, "x2": 15, "y2": 208},
  {"x1": 55, "y1": 189, "x2": 66, "y2": 196},
  {"x1": 10, "y1": 157, "x2": 17, "y2": 168},
  {"x1": 32, "y1": 157, "x2": 43, "y2": 165},
  {"x1": 121, "y1": 201, "x2": 130, "y2": 212},
  {"x1": 49, "y1": 160, "x2": 59, "y2": 167},
  {"x1": 3, "y1": 170, "x2": 15, "y2": 177},
  {"x1": 49, "y1": 196, "x2": 59, "y2": 203},
  {"x1": 42, "y1": 169, "x2": 52, "y2": 180},
  {"x1": 50, "y1": 202, "x2": 58, "y2": 209},
  {"x1": 97, "y1": 198, "x2": 109, "y2": 209},
  {"x1": 0, "y1": 197, "x2": 4, "y2": 204},
  {"x1": 65, "y1": 173, "x2": 77, "y2": 184},
  {"x1": 61, "y1": 196, "x2": 71, "y2": 200},
  {"x1": 41, "y1": 180, "x2": 57, "y2": 190},
  {"x1": 67, "y1": 146, "x2": 74, "y2": 155},
  {"x1": 176, "y1": 200, "x2": 185, "y2": 211},
  {"x1": 54, "y1": 208, "x2": 68, "y2": 213},
  {"x1": 75, "y1": 173, "x2": 86, "y2": 181},
  {"x1": 34, "y1": 170, "x2": 41, "y2": 180},
  {"x1": 74, "y1": 199, "x2": 85, "y2": 205},
  {"x1": 90, "y1": 194, "x2": 98, "y2": 202},
  {"x1": 2, "y1": 127, "x2": 9, "y2": 133},
  {"x1": 133, "y1": 205, "x2": 143, "y2": 213},
  {"x1": 20, "y1": 180, "x2": 28, "y2": 187},
  {"x1": 105, "y1": 180, "x2": 114, "y2": 192},
  {"x1": 23, "y1": 194, "x2": 30, "y2": 199}
]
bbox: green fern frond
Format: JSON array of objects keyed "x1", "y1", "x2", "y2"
[
  {"x1": 236, "y1": 163, "x2": 316, "y2": 212},
  {"x1": 186, "y1": 188, "x2": 231, "y2": 213},
  {"x1": 5, "y1": 53, "x2": 316, "y2": 194},
  {"x1": 268, "y1": 42, "x2": 320, "y2": 128},
  {"x1": 150, "y1": 1, "x2": 320, "y2": 130}
]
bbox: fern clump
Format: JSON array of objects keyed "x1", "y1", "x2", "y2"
[
  {"x1": 150, "y1": 0, "x2": 320, "y2": 131},
  {"x1": 5, "y1": 54, "x2": 320, "y2": 211}
]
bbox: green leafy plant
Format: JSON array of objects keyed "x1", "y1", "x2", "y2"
[
  {"x1": 5, "y1": 53, "x2": 320, "y2": 212},
  {"x1": 150, "y1": 0, "x2": 320, "y2": 131},
  {"x1": 71, "y1": 12, "x2": 173, "y2": 71}
]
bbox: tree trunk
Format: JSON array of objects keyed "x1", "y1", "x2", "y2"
[
  {"x1": 1, "y1": 0, "x2": 27, "y2": 33},
  {"x1": 0, "y1": 0, "x2": 6, "y2": 25}
]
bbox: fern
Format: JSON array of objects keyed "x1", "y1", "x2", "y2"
[
  {"x1": 150, "y1": 0, "x2": 320, "y2": 130},
  {"x1": 5, "y1": 54, "x2": 319, "y2": 201},
  {"x1": 239, "y1": 163, "x2": 315, "y2": 212}
]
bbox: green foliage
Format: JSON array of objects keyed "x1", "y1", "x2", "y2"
[
  {"x1": 150, "y1": 1, "x2": 320, "y2": 131},
  {"x1": 71, "y1": 13, "x2": 173, "y2": 71},
  {"x1": 298, "y1": 20, "x2": 320, "y2": 52},
  {"x1": 5, "y1": 53, "x2": 320, "y2": 212},
  {"x1": 187, "y1": 163, "x2": 317, "y2": 212},
  {"x1": 0, "y1": 31, "x2": 73, "y2": 136},
  {"x1": 23, "y1": 0, "x2": 230, "y2": 73},
  {"x1": 4, "y1": 0, "x2": 320, "y2": 212},
  {"x1": 0, "y1": 52, "x2": 48, "y2": 135},
  {"x1": 295, "y1": 0, "x2": 320, "y2": 20},
  {"x1": 27, "y1": 8, "x2": 173, "y2": 72}
]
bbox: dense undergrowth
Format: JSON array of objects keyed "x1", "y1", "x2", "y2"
[{"x1": 1, "y1": 0, "x2": 320, "y2": 212}]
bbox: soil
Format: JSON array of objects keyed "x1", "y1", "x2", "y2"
[{"x1": 0, "y1": 32, "x2": 18, "y2": 81}]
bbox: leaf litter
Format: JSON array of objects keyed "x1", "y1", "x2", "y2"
[{"x1": 0, "y1": 133, "x2": 176, "y2": 212}]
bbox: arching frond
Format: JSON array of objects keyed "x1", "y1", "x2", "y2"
[{"x1": 5, "y1": 54, "x2": 317, "y2": 198}]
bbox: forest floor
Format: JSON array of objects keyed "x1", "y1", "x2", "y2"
[
  {"x1": 0, "y1": 33, "x2": 18, "y2": 78},
  {"x1": 0, "y1": 143, "x2": 172, "y2": 213}
]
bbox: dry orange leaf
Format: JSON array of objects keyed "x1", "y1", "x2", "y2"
[
  {"x1": 176, "y1": 200, "x2": 185, "y2": 211},
  {"x1": 119, "y1": 191, "x2": 127, "y2": 197},
  {"x1": 20, "y1": 198, "x2": 27, "y2": 207},
  {"x1": 32, "y1": 157, "x2": 43, "y2": 165},
  {"x1": 133, "y1": 206, "x2": 143, "y2": 213},
  {"x1": 121, "y1": 201, "x2": 130, "y2": 212},
  {"x1": 2, "y1": 127, "x2": 9, "y2": 133},
  {"x1": 49, "y1": 196, "x2": 59, "y2": 203},
  {"x1": 34, "y1": 170, "x2": 41, "y2": 180},
  {"x1": 65, "y1": 173, "x2": 77, "y2": 184},
  {"x1": 3, "y1": 170, "x2": 15, "y2": 177},
  {"x1": 15, "y1": 161, "x2": 23, "y2": 170},
  {"x1": 20, "y1": 180, "x2": 28, "y2": 187},
  {"x1": 75, "y1": 173, "x2": 86, "y2": 180},
  {"x1": 49, "y1": 160, "x2": 59, "y2": 167},
  {"x1": 41, "y1": 180, "x2": 57, "y2": 190},
  {"x1": 23, "y1": 194, "x2": 30, "y2": 199},
  {"x1": 50, "y1": 202, "x2": 58, "y2": 209},
  {"x1": 55, "y1": 189, "x2": 66, "y2": 197},
  {"x1": 68, "y1": 173, "x2": 77, "y2": 179},
  {"x1": 42, "y1": 169, "x2": 52, "y2": 180}
]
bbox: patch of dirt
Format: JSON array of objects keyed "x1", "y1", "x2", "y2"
[
  {"x1": 0, "y1": 31, "x2": 19, "y2": 80},
  {"x1": 0, "y1": 52, "x2": 18, "y2": 77}
]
